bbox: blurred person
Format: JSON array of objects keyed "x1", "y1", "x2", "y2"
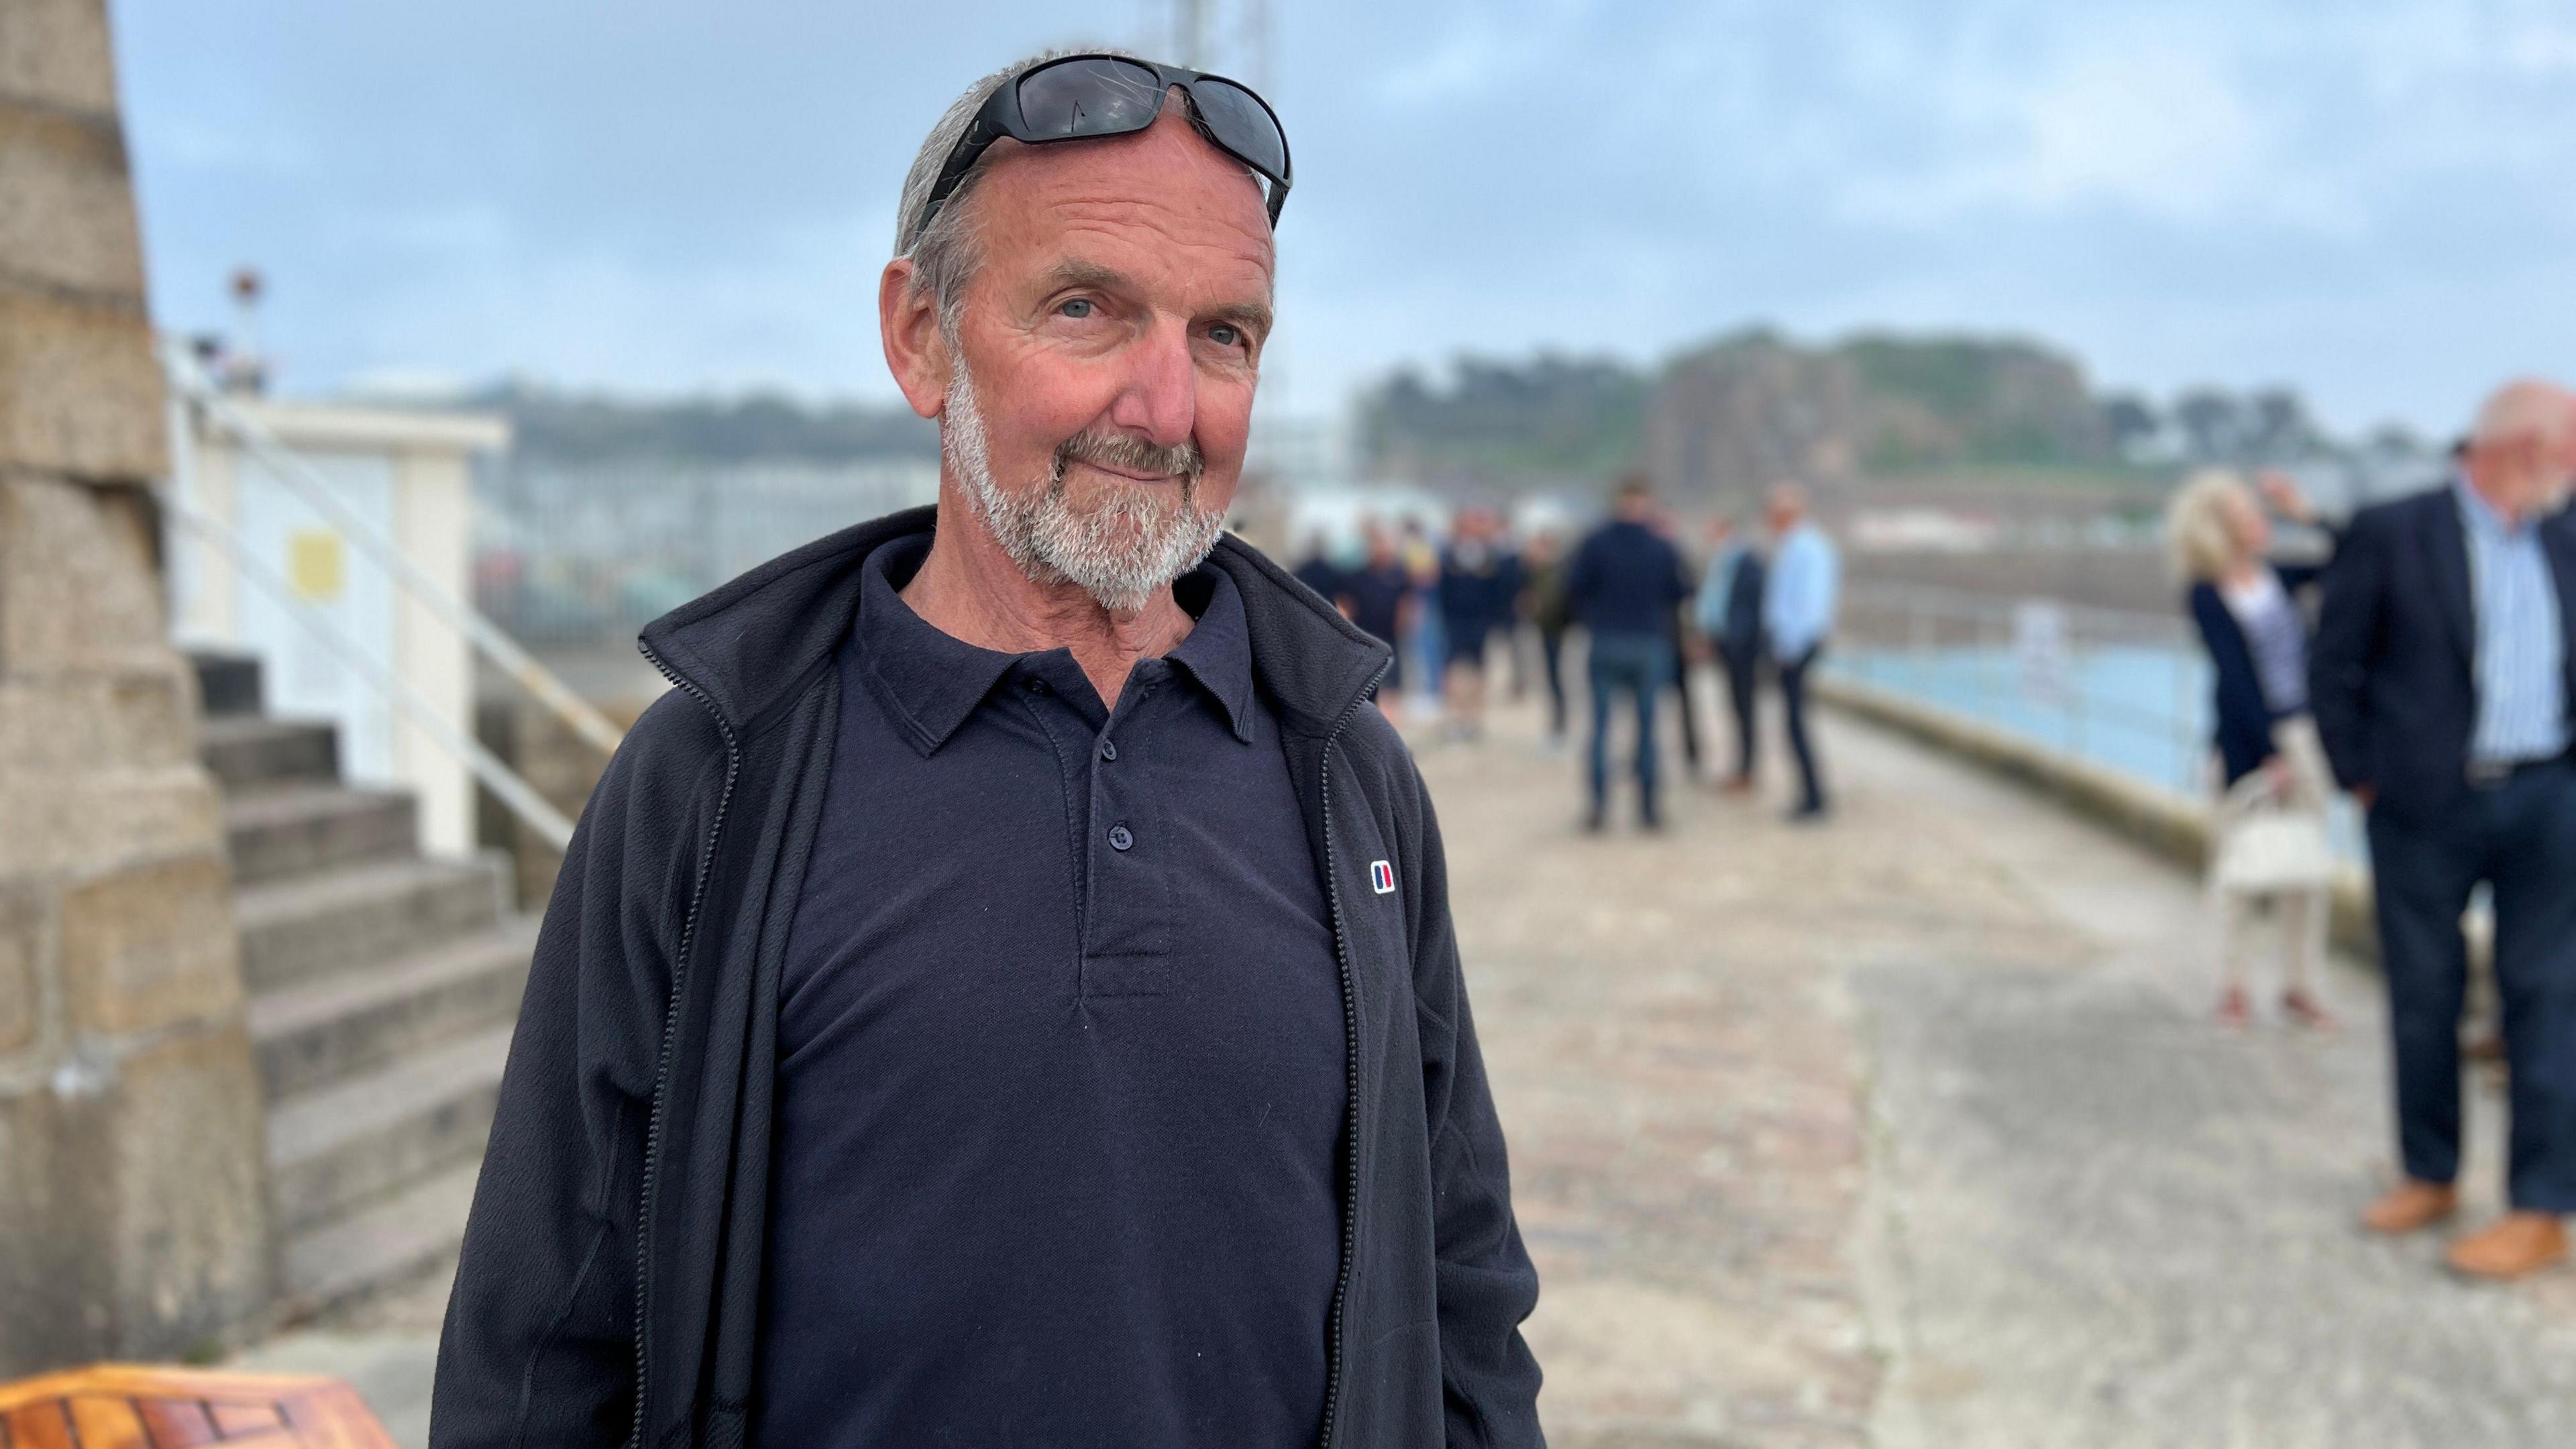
[
  {"x1": 1401, "y1": 517, "x2": 1444, "y2": 714},
  {"x1": 1438, "y1": 506, "x2": 1521, "y2": 741},
  {"x1": 1652, "y1": 507, "x2": 1705, "y2": 777},
  {"x1": 2170, "y1": 469, "x2": 2337, "y2": 1029},
  {"x1": 1521, "y1": 530, "x2": 1573, "y2": 744},
  {"x1": 1290, "y1": 529, "x2": 1344, "y2": 612},
  {"x1": 433, "y1": 52, "x2": 1540, "y2": 1447},
  {"x1": 1568, "y1": 475, "x2": 1693, "y2": 830},
  {"x1": 1340, "y1": 523, "x2": 1414, "y2": 719},
  {"x1": 1695, "y1": 513, "x2": 1766, "y2": 792},
  {"x1": 2312, "y1": 379, "x2": 2576, "y2": 1281},
  {"x1": 1764, "y1": 483, "x2": 1840, "y2": 821},
  {"x1": 1499, "y1": 517, "x2": 1535, "y2": 704}
]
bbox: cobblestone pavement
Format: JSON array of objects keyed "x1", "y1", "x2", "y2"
[
  {"x1": 1425, "y1": 684, "x2": 2576, "y2": 1448},
  {"x1": 244, "y1": 681, "x2": 2576, "y2": 1448}
]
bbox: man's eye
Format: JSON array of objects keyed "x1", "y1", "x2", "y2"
[
  {"x1": 1209, "y1": 323, "x2": 1242, "y2": 347},
  {"x1": 1058, "y1": 298, "x2": 1094, "y2": 319}
]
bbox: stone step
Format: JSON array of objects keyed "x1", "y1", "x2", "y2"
[
  {"x1": 237, "y1": 855, "x2": 507, "y2": 994},
  {"x1": 267, "y1": 1022, "x2": 514, "y2": 1237},
  {"x1": 249, "y1": 919, "x2": 537, "y2": 1102},
  {"x1": 199, "y1": 714, "x2": 339, "y2": 791},
  {"x1": 225, "y1": 784, "x2": 417, "y2": 886},
  {"x1": 189, "y1": 649, "x2": 265, "y2": 718},
  {"x1": 278, "y1": 1157, "x2": 482, "y2": 1325}
]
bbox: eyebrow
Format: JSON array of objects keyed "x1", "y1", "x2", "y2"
[{"x1": 1038, "y1": 260, "x2": 1274, "y2": 341}]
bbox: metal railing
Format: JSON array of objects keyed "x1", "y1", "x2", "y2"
[
  {"x1": 1831, "y1": 580, "x2": 2210, "y2": 796},
  {"x1": 160, "y1": 343, "x2": 613, "y2": 850}
]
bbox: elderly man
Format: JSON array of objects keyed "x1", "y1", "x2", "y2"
[
  {"x1": 2312, "y1": 379, "x2": 2576, "y2": 1280},
  {"x1": 432, "y1": 52, "x2": 1541, "y2": 1446}
]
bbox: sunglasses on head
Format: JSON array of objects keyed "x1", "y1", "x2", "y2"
[{"x1": 920, "y1": 54, "x2": 1293, "y2": 233}]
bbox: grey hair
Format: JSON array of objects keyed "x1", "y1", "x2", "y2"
[
  {"x1": 896, "y1": 48, "x2": 1275, "y2": 341},
  {"x1": 894, "y1": 49, "x2": 1139, "y2": 340}
]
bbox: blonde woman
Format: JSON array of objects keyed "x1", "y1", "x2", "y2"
[{"x1": 2171, "y1": 469, "x2": 2338, "y2": 1028}]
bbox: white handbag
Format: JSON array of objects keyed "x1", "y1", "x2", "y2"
[{"x1": 2211, "y1": 775, "x2": 2333, "y2": 894}]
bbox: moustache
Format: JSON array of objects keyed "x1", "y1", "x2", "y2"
[{"x1": 1053, "y1": 429, "x2": 1203, "y2": 486}]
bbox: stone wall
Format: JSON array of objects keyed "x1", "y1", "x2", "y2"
[{"x1": 0, "y1": 0, "x2": 271, "y2": 1371}]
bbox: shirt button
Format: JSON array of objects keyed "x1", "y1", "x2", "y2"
[
  {"x1": 1024, "y1": 678, "x2": 1049, "y2": 695},
  {"x1": 1099, "y1": 739, "x2": 1118, "y2": 762},
  {"x1": 1107, "y1": 823, "x2": 1134, "y2": 852}
]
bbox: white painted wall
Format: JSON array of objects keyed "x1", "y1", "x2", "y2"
[{"x1": 171, "y1": 398, "x2": 508, "y2": 859}]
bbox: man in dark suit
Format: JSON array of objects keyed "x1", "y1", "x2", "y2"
[{"x1": 2311, "y1": 379, "x2": 2576, "y2": 1280}]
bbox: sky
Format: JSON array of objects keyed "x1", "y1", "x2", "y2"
[{"x1": 113, "y1": 0, "x2": 2576, "y2": 436}]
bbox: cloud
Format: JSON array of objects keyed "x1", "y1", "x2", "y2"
[{"x1": 112, "y1": 0, "x2": 2576, "y2": 433}]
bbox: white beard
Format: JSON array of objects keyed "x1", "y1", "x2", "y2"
[{"x1": 942, "y1": 363, "x2": 1227, "y2": 616}]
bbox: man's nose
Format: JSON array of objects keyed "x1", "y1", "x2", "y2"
[{"x1": 1104, "y1": 317, "x2": 1197, "y2": 451}]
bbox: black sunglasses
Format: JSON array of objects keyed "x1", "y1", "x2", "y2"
[{"x1": 920, "y1": 54, "x2": 1293, "y2": 233}]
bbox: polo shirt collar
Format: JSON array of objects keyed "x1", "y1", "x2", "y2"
[
  {"x1": 1168, "y1": 568, "x2": 1259, "y2": 744},
  {"x1": 855, "y1": 535, "x2": 1019, "y2": 755},
  {"x1": 859, "y1": 537, "x2": 1260, "y2": 753}
]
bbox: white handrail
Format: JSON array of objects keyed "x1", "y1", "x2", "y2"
[
  {"x1": 160, "y1": 339, "x2": 627, "y2": 760},
  {"x1": 158, "y1": 484, "x2": 578, "y2": 850}
]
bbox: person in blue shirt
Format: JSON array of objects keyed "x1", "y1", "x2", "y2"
[
  {"x1": 1566, "y1": 476, "x2": 1693, "y2": 829},
  {"x1": 1762, "y1": 483, "x2": 1839, "y2": 821}
]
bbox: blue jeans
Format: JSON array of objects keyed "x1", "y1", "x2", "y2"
[
  {"x1": 1587, "y1": 633, "x2": 1670, "y2": 818},
  {"x1": 2368, "y1": 761, "x2": 2576, "y2": 1210}
]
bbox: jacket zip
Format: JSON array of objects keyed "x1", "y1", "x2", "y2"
[
  {"x1": 629, "y1": 637, "x2": 743, "y2": 1449},
  {"x1": 1315, "y1": 665, "x2": 1387, "y2": 1449}
]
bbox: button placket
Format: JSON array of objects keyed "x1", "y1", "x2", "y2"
[{"x1": 1077, "y1": 683, "x2": 1173, "y2": 975}]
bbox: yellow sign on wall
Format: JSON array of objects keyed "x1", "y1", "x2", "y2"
[{"x1": 286, "y1": 529, "x2": 345, "y2": 602}]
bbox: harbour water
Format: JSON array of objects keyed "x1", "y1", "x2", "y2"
[{"x1": 1831, "y1": 641, "x2": 2370, "y2": 862}]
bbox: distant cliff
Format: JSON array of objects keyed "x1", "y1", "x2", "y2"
[
  {"x1": 1646, "y1": 329, "x2": 2112, "y2": 498},
  {"x1": 1354, "y1": 328, "x2": 2333, "y2": 500}
]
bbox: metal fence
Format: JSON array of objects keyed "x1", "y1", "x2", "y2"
[
  {"x1": 472, "y1": 456, "x2": 940, "y2": 647},
  {"x1": 1831, "y1": 580, "x2": 2211, "y2": 796},
  {"x1": 1831, "y1": 578, "x2": 2371, "y2": 863}
]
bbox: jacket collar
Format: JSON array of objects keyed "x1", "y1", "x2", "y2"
[{"x1": 637, "y1": 505, "x2": 1391, "y2": 743}]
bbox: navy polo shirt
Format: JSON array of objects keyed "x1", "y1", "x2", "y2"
[{"x1": 753, "y1": 535, "x2": 1347, "y2": 1447}]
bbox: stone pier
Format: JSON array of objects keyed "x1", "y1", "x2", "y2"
[{"x1": 0, "y1": 0, "x2": 270, "y2": 1371}]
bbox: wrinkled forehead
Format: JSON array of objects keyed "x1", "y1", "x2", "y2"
[{"x1": 971, "y1": 105, "x2": 1275, "y2": 284}]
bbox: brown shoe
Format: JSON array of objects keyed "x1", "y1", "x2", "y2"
[
  {"x1": 2445, "y1": 1213, "x2": 2569, "y2": 1281},
  {"x1": 2360, "y1": 1179, "x2": 2459, "y2": 1235}
]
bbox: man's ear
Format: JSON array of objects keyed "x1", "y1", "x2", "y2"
[{"x1": 879, "y1": 260, "x2": 950, "y2": 420}]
